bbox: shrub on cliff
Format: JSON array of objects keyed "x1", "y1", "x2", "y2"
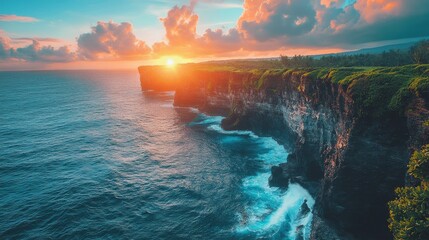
[
  {"x1": 280, "y1": 40, "x2": 429, "y2": 68},
  {"x1": 323, "y1": 65, "x2": 429, "y2": 119},
  {"x1": 410, "y1": 40, "x2": 429, "y2": 64},
  {"x1": 388, "y1": 145, "x2": 429, "y2": 240}
]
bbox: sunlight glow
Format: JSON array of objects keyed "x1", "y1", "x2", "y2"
[{"x1": 166, "y1": 58, "x2": 175, "y2": 67}]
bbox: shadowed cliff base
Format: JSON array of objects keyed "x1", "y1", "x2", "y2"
[{"x1": 139, "y1": 61, "x2": 429, "y2": 240}]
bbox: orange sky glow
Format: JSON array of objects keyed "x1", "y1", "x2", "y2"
[{"x1": 1, "y1": 0, "x2": 428, "y2": 70}]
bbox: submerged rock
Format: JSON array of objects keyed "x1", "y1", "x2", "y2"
[
  {"x1": 139, "y1": 64, "x2": 429, "y2": 239},
  {"x1": 295, "y1": 225, "x2": 305, "y2": 240},
  {"x1": 268, "y1": 165, "x2": 289, "y2": 188},
  {"x1": 298, "y1": 199, "x2": 311, "y2": 218}
]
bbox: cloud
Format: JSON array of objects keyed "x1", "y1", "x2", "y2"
[
  {"x1": 0, "y1": 37, "x2": 10, "y2": 59},
  {"x1": 197, "y1": 28, "x2": 241, "y2": 52},
  {"x1": 153, "y1": 0, "x2": 428, "y2": 57},
  {"x1": 0, "y1": 36, "x2": 76, "y2": 62},
  {"x1": 232, "y1": 0, "x2": 429, "y2": 49},
  {"x1": 313, "y1": 2, "x2": 360, "y2": 34},
  {"x1": 12, "y1": 37, "x2": 63, "y2": 43},
  {"x1": 153, "y1": 1, "x2": 242, "y2": 57},
  {"x1": 320, "y1": 0, "x2": 344, "y2": 8},
  {"x1": 13, "y1": 41, "x2": 76, "y2": 62},
  {"x1": 160, "y1": 4, "x2": 199, "y2": 46},
  {"x1": 299, "y1": 0, "x2": 429, "y2": 47},
  {"x1": 1, "y1": 20, "x2": 152, "y2": 63},
  {"x1": 238, "y1": 0, "x2": 317, "y2": 41},
  {"x1": 0, "y1": 14, "x2": 39, "y2": 22},
  {"x1": 77, "y1": 21, "x2": 151, "y2": 60},
  {"x1": 354, "y1": 0, "x2": 402, "y2": 23},
  {"x1": 3, "y1": 0, "x2": 429, "y2": 65}
]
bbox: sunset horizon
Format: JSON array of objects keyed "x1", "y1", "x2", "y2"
[
  {"x1": 1, "y1": 1, "x2": 429, "y2": 240},
  {"x1": 2, "y1": 0, "x2": 429, "y2": 70}
]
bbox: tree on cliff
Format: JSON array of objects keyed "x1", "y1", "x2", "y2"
[
  {"x1": 280, "y1": 40, "x2": 429, "y2": 68},
  {"x1": 410, "y1": 40, "x2": 429, "y2": 64},
  {"x1": 388, "y1": 144, "x2": 429, "y2": 240}
]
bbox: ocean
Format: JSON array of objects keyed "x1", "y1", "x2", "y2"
[{"x1": 0, "y1": 70, "x2": 314, "y2": 239}]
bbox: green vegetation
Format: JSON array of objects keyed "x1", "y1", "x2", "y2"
[
  {"x1": 182, "y1": 59, "x2": 283, "y2": 72},
  {"x1": 281, "y1": 50, "x2": 413, "y2": 68},
  {"x1": 388, "y1": 145, "x2": 429, "y2": 240},
  {"x1": 182, "y1": 61, "x2": 429, "y2": 119},
  {"x1": 256, "y1": 69, "x2": 284, "y2": 89},
  {"x1": 175, "y1": 40, "x2": 429, "y2": 119},
  {"x1": 305, "y1": 68, "x2": 330, "y2": 79},
  {"x1": 280, "y1": 40, "x2": 429, "y2": 68},
  {"x1": 170, "y1": 41, "x2": 429, "y2": 240},
  {"x1": 295, "y1": 64, "x2": 429, "y2": 118},
  {"x1": 411, "y1": 40, "x2": 429, "y2": 64},
  {"x1": 409, "y1": 76, "x2": 429, "y2": 98}
]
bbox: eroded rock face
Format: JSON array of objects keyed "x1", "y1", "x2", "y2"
[
  {"x1": 268, "y1": 165, "x2": 289, "y2": 188},
  {"x1": 139, "y1": 67, "x2": 428, "y2": 239}
]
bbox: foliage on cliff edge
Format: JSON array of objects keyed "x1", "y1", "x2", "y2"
[
  {"x1": 305, "y1": 64, "x2": 429, "y2": 119},
  {"x1": 388, "y1": 145, "x2": 429, "y2": 240}
]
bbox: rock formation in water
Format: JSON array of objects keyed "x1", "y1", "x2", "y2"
[{"x1": 138, "y1": 64, "x2": 429, "y2": 239}]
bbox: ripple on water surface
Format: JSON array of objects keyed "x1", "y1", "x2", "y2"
[
  {"x1": 190, "y1": 113, "x2": 314, "y2": 240},
  {"x1": 0, "y1": 71, "x2": 313, "y2": 240}
]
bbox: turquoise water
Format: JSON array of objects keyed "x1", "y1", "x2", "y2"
[{"x1": 0, "y1": 70, "x2": 313, "y2": 239}]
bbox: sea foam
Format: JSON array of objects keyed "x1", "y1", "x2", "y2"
[{"x1": 189, "y1": 113, "x2": 314, "y2": 239}]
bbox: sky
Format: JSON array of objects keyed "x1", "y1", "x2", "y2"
[{"x1": 1, "y1": 0, "x2": 429, "y2": 70}]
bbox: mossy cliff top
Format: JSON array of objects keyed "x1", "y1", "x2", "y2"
[{"x1": 139, "y1": 63, "x2": 429, "y2": 119}]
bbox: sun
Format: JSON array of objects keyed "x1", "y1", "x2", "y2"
[{"x1": 166, "y1": 58, "x2": 175, "y2": 67}]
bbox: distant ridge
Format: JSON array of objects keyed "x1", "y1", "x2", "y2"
[
  {"x1": 312, "y1": 40, "x2": 427, "y2": 59},
  {"x1": 199, "y1": 39, "x2": 426, "y2": 64},
  {"x1": 338, "y1": 42, "x2": 415, "y2": 55}
]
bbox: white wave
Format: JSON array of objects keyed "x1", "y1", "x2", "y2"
[
  {"x1": 237, "y1": 179, "x2": 314, "y2": 239},
  {"x1": 172, "y1": 106, "x2": 200, "y2": 113},
  {"x1": 188, "y1": 107, "x2": 200, "y2": 113},
  {"x1": 188, "y1": 113, "x2": 315, "y2": 239},
  {"x1": 188, "y1": 114, "x2": 224, "y2": 126},
  {"x1": 160, "y1": 103, "x2": 174, "y2": 108},
  {"x1": 158, "y1": 91, "x2": 175, "y2": 96},
  {"x1": 207, "y1": 124, "x2": 257, "y2": 138}
]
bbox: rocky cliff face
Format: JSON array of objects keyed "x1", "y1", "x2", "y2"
[{"x1": 138, "y1": 65, "x2": 429, "y2": 240}]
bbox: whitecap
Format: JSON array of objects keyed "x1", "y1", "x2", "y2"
[
  {"x1": 188, "y1": 112, "x2": 315, "y2": 240},
  {"x1": 160, "y1": 103, "x2": 174, "y2": 108}
]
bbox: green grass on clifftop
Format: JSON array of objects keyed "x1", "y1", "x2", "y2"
[
  {"x1": 212, "y1": 63, "x2": 429, "y2": 119},
  {"x1": 181, "y1": 59, "x2": 284, "y2": 72},
  {"x1": 303, "y1": 65, "x2": 429, "y2": 118},
  {"x1": 148, "y1": 60, "x2": 429, "y2": 119}
]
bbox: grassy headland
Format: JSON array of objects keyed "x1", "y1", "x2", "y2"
[{"x1": 173, "y1": 60, "x2": 429, "y2": 119}]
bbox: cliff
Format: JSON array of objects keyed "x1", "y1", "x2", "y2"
[{"x1": 138, "y1": 63, "x2": 429, "y2": 239}]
